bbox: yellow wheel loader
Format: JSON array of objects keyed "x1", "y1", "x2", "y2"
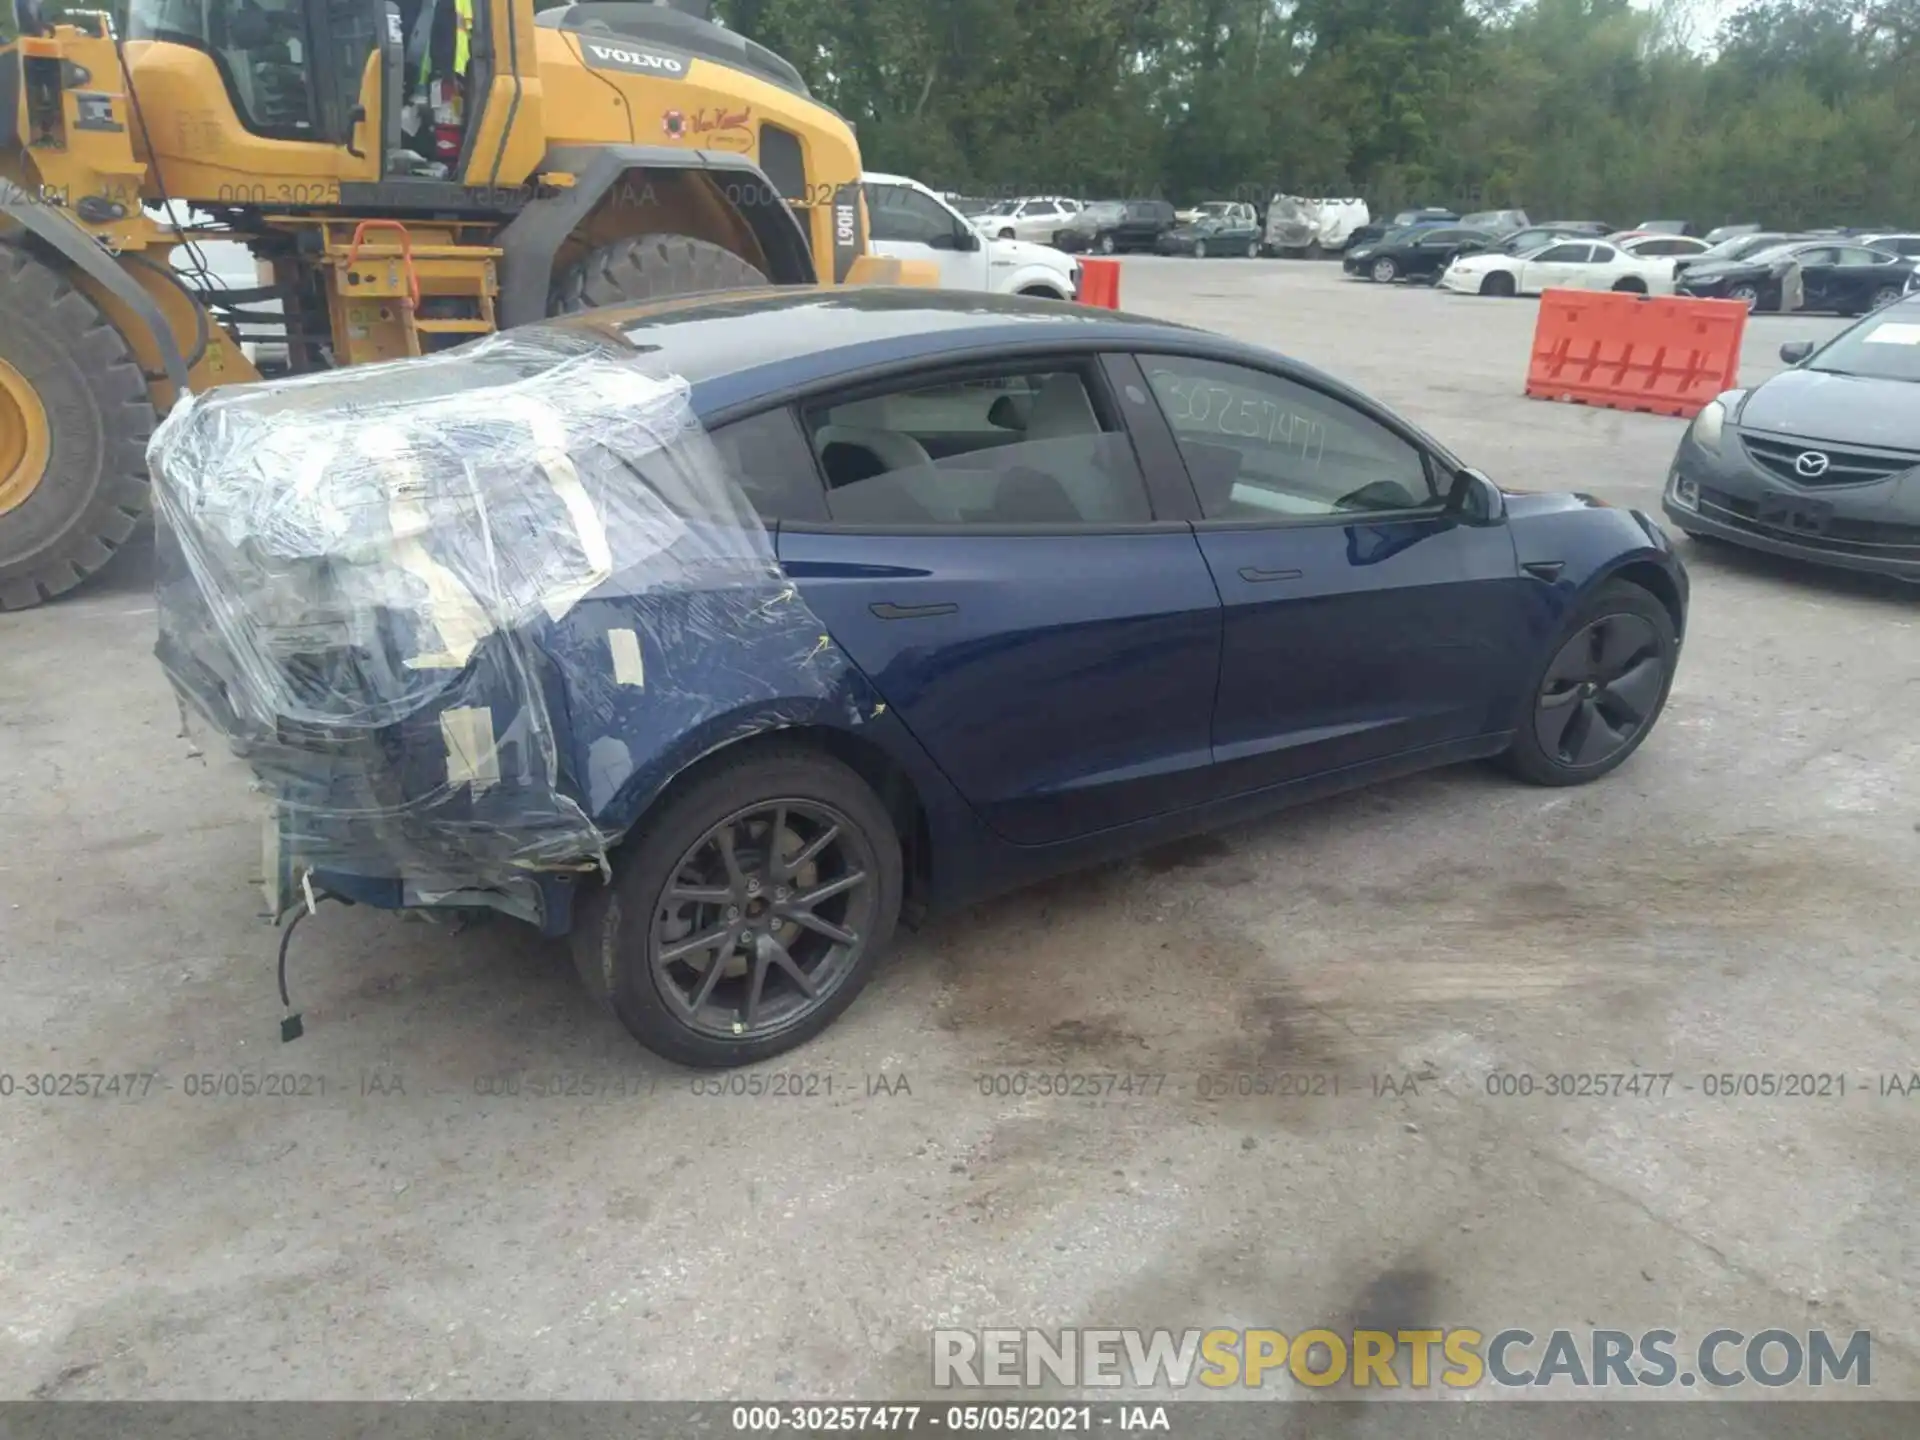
[{"x1": 0, "y1": 0, "x2": 894, "y2": 608}]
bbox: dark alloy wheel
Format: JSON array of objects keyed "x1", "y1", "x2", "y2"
[
  {"x1": 1480, "y1": 271, "x2": 1516, "y2": 298},
  {"x1": 574, "y1": 747, "x2": 902, "y2": 1066},
  {"x1": 1504, "y1": 581, "x2": 1677, "y2": 786}
]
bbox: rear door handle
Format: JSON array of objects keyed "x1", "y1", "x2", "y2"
[
  {"x1": 869, "y1": 601, "x2": 958, "y2": 620},
  {"x1": 1238, "y1": 566, "x2": 1303, "y2": 583}
]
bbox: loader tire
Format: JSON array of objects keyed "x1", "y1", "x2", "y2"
[
  {"x1": 0, "y1": 245, "x2": 158, "y2": 610},
  {"x1": 548, "y1": 234, "x2": 770, "y2": 314}
]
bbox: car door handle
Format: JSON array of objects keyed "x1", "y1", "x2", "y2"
[
  {"x1": 1238, "y1": 566, "x2": 1303, "y2": 583},
  {"x1": 869, "y1": 601, "x2": 958, "y2": 620}
]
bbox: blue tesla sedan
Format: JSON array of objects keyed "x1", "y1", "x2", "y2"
[{"x1": 156, "y1": 288, "x2": 1688, "y2": 1067}]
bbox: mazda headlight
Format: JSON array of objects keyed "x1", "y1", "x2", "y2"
[{"x1": 1690, "y1": 398, "x2": 1727, "y2": 454}]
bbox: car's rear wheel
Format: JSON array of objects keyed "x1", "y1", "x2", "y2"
[
  {"x1": 998, "y1": 228, "x2": 1015, "y2": 241},
  {"x1": 573, "y1": 747, "x2": 903, "y2": 1067},
  {"x1": 1193, "y1": 240, "x2": 1208, "y2": 259},
  {"x1": 1480, "y1": 271, "x2": 1515, "y2": 298},
  {"x1": 1245, "y1": 239, "x2": 1260, "y2": 259},
  {"x1": 1611, "y1": 277, "x2": 1647, "y2": 293},
  {"x1": 1503, "y1": 581, "x2": 1678, "y2": 787},
  {"x1": 1870, "y1": 285, "x2": 1901, "y2": 310},
  {"x1": 1371, "y1": 257, "x2": 1399, "y2": 283},
  {"x1": 1727, "y1": 283, "x2": 1760, "y2": 309},
  {"x1": 1098, "y1": 234, "x2": 1117, "y2": 256}
]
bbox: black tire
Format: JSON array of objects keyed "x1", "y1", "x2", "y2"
[
  {"x1": 1192, "y1": 240, "x2": 1208, "y2": 259},
  {"x1": 1480, "y1": 271, "x2": 1516, "y2": 298},
  {"x1": 0, "y1": 244, "x2": 156, "y2": 611},
  {"x1": 1370, "y1": 256, "x2": 1399, "y2": 283},
  {"x1": 549, "y1": 233, "x2": 769, "y2": 314},
  {"x1": 1305, "y1": 241, "x2": 1324, "y2": 260},
  {"x1": 1611, "y1": 277, "x2": 1647, "y2": 294},
  {"x1": 572, "y1": 745, "x2": 903, "y2": 1068},
  {"x1": 1244, "y1": 239, "x2": 1260, "y2": 259},
  {"x1": 997, "y1": 228, "x2": 1015, "y2": 241},
  {"x1": 1870, "y1": 285, "x2": 1901, "y2": 310},
  {"x1": 1503, "y1": 580, "x2": 1678, "y2": 787},
  {"x1": 1727, "y1": 282, "x2": 1760, "y2": 310},
  {"x1": 1017, "y1": 284, "x2": 1067, "y2": 300},
  {"x1": 1097, "y1": 233, "x2": 1117, "y2": 256}
]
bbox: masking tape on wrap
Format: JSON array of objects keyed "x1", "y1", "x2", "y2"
[
  {"x1": 358, "y1": 423, "x2": 495, "y2": 669},
  {"x1": 440, "y1": 707, "x2": 501, "y2": 791},
  {"x1": 506, "y1": 398, "x2": 615, "y2": 621},
  {"x1": 607, "y1": 627, "x2": 645, "y2": 687}
]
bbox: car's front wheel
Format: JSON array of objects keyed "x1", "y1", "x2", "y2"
[
  {"x1": 1371, "y1": 257, "x2": 1399, "y2": 283},
  {"x1": 573, "y1": 746, "x2": 903, "y2": 1067},
  {"x1": 1503, "y1": 580, "x2": 1678, "y2": 787},
  {"x1": 1193, "y1": 240, "x2": 1208, "y2": 259},
  {"x1": 1098, "y1": 234, "x2": 1117, "y2": 255},
  {"x1": 1245, "y1": 239, "x2": 1261, "y2": 259},
  {"x1": 1480, "y1": 271, "x2": 1516, "y2": 298},
  {"x1": 1727, "y1": 283, "x2": 1760, "y2": 309}
]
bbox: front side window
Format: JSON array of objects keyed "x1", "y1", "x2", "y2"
[
  {"x1": 1140, "y1": 356, "x2": 1439, "y2": 521},
  {"x1": 864, "y1": 184, "x2": 957, "y2": 245},
  {"x1": 801, "y1": 367, "x2": 1152, "y2": 528}
]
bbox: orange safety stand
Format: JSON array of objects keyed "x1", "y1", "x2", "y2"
[
  {"x1": 1524, "y1": 289, "x2": 1747, "y2": 419},
  {"x1": 1077, "y1": 258, "x2": 1121, "y2": 310}
]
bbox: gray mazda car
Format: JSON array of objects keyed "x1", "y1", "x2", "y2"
[{"x1": 1662, "y1": 295, "x2": 1920, "y2": 581}]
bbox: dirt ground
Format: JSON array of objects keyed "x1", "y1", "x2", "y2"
[{"x1": 2, "y1": 261, "x2": 1916, "y2": 1416}]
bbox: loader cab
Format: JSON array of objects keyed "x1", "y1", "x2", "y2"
[
  {"x1": 125, "y1": 0, "x2": 513, "y2": 188},
  {"x1": 126, "y1": 0, "x2": 379, "y2": 146}
]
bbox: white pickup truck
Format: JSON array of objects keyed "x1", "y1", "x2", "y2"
[{"x1": 862, "y1": 172, "x2": 1080, "y2": 300}]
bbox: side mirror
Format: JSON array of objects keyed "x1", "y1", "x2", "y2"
[
  {"x1": 1448, "y1": 467, "x2": 1505, "y2": 523},
  {"x1": 1779, "y1": 340, "x2": 1815, "y2": 364},
  {"x1": 956, "y1": 227, "x2": 981, "y2": 252}
]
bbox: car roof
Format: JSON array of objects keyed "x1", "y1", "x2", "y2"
[{"x1": 540, "y1": 286, "x2": 1192, "y2": 417}]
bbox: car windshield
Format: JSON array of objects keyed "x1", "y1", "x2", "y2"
[
  {"x1": 1806, "y1": 307, "x2": 1920, "y2": 382},
  {"x1": 1195, "y1": 203, "x2": 1234, "y2": 218},
  {"x1": 979, "y1": 200, "x2": 1019, "y2": 216}
]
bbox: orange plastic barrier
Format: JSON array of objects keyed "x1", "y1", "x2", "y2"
[
  {"x1": 1077, "y1": 258, "x2": 1121, "y2": 309},
  {"x1": 1524, "y1": 289, "x2": 1747, "y2": 419}
]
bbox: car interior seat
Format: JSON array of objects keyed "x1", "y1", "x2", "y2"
[{"x1": 813, "y1": 424, "x2": 942, "y2": 522}]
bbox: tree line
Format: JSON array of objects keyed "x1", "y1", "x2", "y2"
[{"x1": 714, "y1": 0, "x2": 1920, "y2": 230}]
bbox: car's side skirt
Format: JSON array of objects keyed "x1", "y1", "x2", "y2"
[{"x1": 928, "y1": 731, "x2": 1515, "y2": 914}]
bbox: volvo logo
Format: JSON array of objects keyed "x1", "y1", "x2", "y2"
[{"x1": 1794, "y1": 450, "x2": 1831, "y2": 478}]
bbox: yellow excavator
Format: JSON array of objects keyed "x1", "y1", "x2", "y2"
[{"x1": 1, "y1": 0, "x2": 892, "y2": 608}]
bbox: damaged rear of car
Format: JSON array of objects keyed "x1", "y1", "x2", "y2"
[{"x1": 151, "y1": 326, "x2": 880, "y2": 1067}]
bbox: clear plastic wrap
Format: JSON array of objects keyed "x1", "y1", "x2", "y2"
[{"x1": 150, "y1": 327, "x2": 851, "y2": 916}]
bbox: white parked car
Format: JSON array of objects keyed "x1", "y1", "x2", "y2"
[
  {"x1": 863, "y1": 173, "x2": 1080, "y2": 300},
  {"x1": 1439, "y1": 239, "x2": 1682, "y2": 298},
  {"x1": 1264, "y1": 196, "x2": 1370, "y2": 256},
  {"x1": 1617, "y1": 233, "x2": 1711, "y2": 260},
  {"x1": 969, "y1": 195, "x2": 1082, "y2": 243}
]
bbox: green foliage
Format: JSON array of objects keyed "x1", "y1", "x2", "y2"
[{"x1": 713, "y1": 0, "x2": 1918, "y2": 226}]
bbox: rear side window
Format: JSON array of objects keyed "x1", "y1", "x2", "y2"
[
  {"x1": 799, "y1": 365, "x2": 1153, "y2": 528},
  {"x1": 709, "y1": 408, "x2": 828, "y2": 524}
]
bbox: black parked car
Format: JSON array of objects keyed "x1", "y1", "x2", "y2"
[
  {"x1": 1156, "y1": 204, "x2": 1264, "y2": 258},
  {"x1": 1664, "y1": 295, "x2": 1920, "y2": 582},
  {"x1": 1673, "y1": 232, "x2": 1813, "y2": 276},
  {"x1": 1339, "y1": 207, "x2": 1459, "y2": 254},
  {"x1": 1054, "y1": 199, "x2": 1178, "y2": 255},
  {"x1": 1461, "y1": 224, "x2": 1607, "y2": 258},
  {"x1": 1344, "y1": 226, "x2": 1495, "y2": 283},
  {"x1": 1675, "y1": 240, "x2": 1914, "y2": 314}
]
